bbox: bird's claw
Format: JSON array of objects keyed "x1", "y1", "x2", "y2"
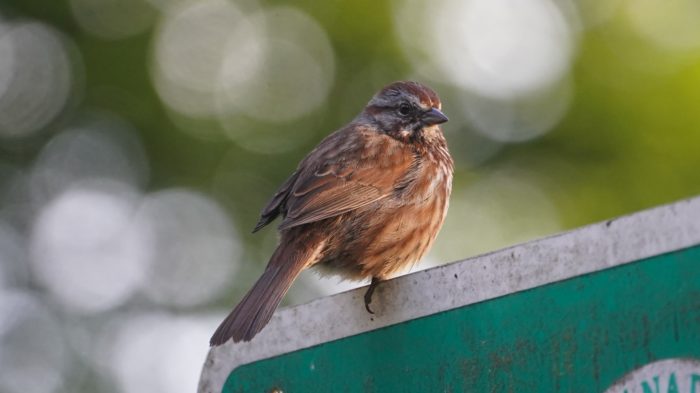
[
  {"x1": 363, "y1": 277, "x2": 381, "y2": 315},
  {"x1": 364, "y1": 292, "x2": 375, "y2": 314}
]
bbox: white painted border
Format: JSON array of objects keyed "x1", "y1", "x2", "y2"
[{"x1": 199, "y1": 196, "x2": 700, "y2": 393}]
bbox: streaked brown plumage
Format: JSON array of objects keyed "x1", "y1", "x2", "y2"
[{"x1": 210, "y1": 81, "x2": 453, "y2": 346}]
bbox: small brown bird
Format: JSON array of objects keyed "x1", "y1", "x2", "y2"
[{"x1": 210, "y1": 81, "x2": 453, "y2": 346}]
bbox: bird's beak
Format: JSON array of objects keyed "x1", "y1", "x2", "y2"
[{"x1": 422, "y1": 108, "x2": 448, "y2": 125}]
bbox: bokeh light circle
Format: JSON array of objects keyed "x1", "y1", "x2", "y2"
[
  {"x1": 104, "y1": 313, "x2": 218, "y2": 393},
  {"x1": 136, "y1": 189, "x2": 240, "y2": 307},
  {"x1": 30, "y1": 181, "x2": 150, "y2": 313},
  {"x1": 0, "y1": 21, "x2": 77, "y2": 138},
  {"x1": 395, "y1": 0, "x2": 575, "y2": 99},
  {"x1": 151, "y1": 0, "x2": 252, "y2": 118},
  {"x1": 460, "y1": 78, "x2": 573, "y2": 143},
  {"x1": 218, "y1": 6, "x2": 335, "y2": 123},
  {"x1": 30, "y1": 114, "x2": 150, "y2": 205}
]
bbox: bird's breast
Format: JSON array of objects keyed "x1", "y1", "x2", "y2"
[{"x1": 314, "y1": 136, "x2": 453, "y2": 280}]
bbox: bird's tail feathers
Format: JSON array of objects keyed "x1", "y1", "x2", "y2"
[{"x1": 209, "y1": 241, "x2": 315, "y2": 346}]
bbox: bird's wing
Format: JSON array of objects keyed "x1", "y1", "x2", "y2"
[
  {"x1": 253, "y1": 171, "x2": 300, "y2": 232},
  {"x1": 279, "y1": 168, "x2": 386, "y2": 230},
  {"x1": 254, "y1": 128, "x2": 415, "y2": 232}
]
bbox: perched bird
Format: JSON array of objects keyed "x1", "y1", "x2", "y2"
[{"x1": 210, "y1": 81, "x2": 453, "y2": 346}]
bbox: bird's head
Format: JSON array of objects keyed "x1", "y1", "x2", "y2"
[{"x1": 362, "y1": 81, "x2": 448, "y2": 142}]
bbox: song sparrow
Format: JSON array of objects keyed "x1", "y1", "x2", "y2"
[{"x1": 210, "y1": 81, "x2": 453, "y2": 346}]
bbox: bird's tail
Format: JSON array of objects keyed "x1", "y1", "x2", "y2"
[{"x1": 209, "y1": 239, "x2": 315, "y2": 346}]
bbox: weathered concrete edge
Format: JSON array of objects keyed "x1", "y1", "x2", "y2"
[{"x1": 199, "y1": 196, "x2": 700, "y2": 393}]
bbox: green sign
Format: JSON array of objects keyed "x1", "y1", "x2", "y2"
[{"x1": 199, "y1": 197, "x2": 700, "y2": 393}]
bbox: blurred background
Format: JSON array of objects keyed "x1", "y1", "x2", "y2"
[{"x1": 0, "y1": 0, "x2": 699, "y2": 391}]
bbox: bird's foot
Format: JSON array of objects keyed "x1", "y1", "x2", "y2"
[{"x1": 363, "y1": 277, "x2": 382, "y2": 314}]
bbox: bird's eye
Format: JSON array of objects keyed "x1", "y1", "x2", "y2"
[{"x1": 398, "y1": 103, "x2": 412, "y2": 116}]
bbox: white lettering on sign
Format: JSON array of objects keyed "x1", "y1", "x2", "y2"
[{"x1": 606, "y1": 359, "x2": 700, "y2": 393}]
